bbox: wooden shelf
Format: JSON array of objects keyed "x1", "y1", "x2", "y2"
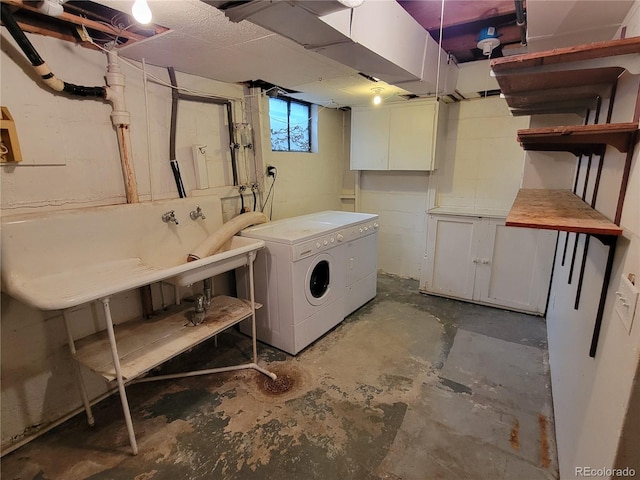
[
  {"x1": 74, "y1": 296, "x2": 260, "y2": 382},
  {"x1": 491, "y1": 37, "x2": 640, "y2": 113},
  {"x1": 505, "y1": 189, "x2": 623, "y2": 236},
  {"x1": 517, "y1": 122, "x2": 638, "y2": 155},
  {"x1": 1, "y1": 106, "x2": 22, "y2": 163}
]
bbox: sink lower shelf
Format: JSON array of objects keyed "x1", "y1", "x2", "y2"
[{"x1": 74, "y1": 296, "x2": 261, "y2": 382}]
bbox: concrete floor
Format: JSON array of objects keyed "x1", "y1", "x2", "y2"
[{"x1": 1, "y1": 274, "x2": 558, "y2": 479}]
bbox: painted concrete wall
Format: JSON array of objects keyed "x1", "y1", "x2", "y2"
[
  {"x1": 359, "y1": 96, "x2": 529, "y2": 280},
  {"x1": 359, "y1": 171, "x2": 431, "y2": 279},
  {"x1": 0, "y1": 33, "x2": 347, "y2": 450},
  {"x1": 254, "y1": 98, "x2": 346, "y2": 220},
  {"x1": 433, "y1": 96, "x2": 530, "y2": 215},
  {"x1": 540, "y1": 5, "x2": 640, "y2": 477}
]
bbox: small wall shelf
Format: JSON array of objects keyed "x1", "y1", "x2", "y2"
[
  {"x1": 517, "y1": 122, "x2": 639, "y2": 155},
  {"x1": 0, "y1": 106, "x2": 22, "y2": 163},
  {"x1": 506, "y1": 189, "x2": 623, "y2": 236}
]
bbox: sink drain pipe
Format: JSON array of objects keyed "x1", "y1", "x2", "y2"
[{"x1": 1, "y1": 4, "x2": 139, "y2": 204}]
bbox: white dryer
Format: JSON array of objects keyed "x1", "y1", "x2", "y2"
[{"x1": 236, "y1": 211, "x2": 378, "y2": 355}]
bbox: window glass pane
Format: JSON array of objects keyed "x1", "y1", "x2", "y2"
[
  {"x1": 289, "y1": 101, "x2": 310, "y2": 152},
  {"x1": 269, "y1": 98, "x2": 289, "y2": 151},
  {"x1": 268, "y1": 97, "x2": 311, "y2": 152}
]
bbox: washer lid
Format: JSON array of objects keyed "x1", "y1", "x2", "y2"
[
  {"x1": 241, "y1": 218, "x2": 338, "y2": 244},
  {"x1": 241, "y1": 211, "x2": 379, "y2": 244}
]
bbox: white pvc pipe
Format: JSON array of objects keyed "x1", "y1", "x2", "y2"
[{"x1": 105, "y1": 51, "x2": 139, "y2": 204}]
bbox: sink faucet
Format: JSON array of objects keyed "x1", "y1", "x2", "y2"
[
  {"x1": 161, "y1": 210, "x2": 179, "y2": 225},
  {"x1": 189, "y1": 205, "x2": 206, "y2": 221}
]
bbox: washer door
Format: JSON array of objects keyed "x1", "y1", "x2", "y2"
[{"x1": 305, "y1": 253, "x2": 332, "y2": 306}]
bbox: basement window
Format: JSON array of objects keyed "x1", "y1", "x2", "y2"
[{"x1": 269, "y1": 97, "x2": 312, "y2": 152}]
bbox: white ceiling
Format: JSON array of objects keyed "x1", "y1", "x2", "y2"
[
  {"x1": 102, "y1": 0, "x2": 411, "y2": 107},
  {"x1": 99, "y1": 0, "x2": 636, "y2": 107}
]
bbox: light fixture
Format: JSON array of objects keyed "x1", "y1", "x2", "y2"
[
  {"x1": 132, "y1": 0, "x2": 152, "y2": 24},
  {"x1": 477, "y1": 26, "x2": 501, "y2": 56},
  {"x1": 372, "y1": 87, "x2": 384, "y2": 105}
]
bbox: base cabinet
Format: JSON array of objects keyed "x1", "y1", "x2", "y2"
[{"x1": 421, "y1": 213, "x2": 556, "y2": 314}]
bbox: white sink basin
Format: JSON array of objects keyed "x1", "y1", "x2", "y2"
[{"x1": 1, "y1": 197, "x2": 264, "y2": 310}]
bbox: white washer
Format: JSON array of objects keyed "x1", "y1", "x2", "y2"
[{"x1": 236, "y1": 211, "x2": 378, "y2": 354}]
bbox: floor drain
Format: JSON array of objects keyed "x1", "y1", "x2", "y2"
[{"x1": 263, "y1": 374, "x2": 294, "y2": 394}]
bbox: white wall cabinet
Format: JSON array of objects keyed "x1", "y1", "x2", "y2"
[
  {"x1": 421, "y1": 213, "x2": 556, "y2": 314},
  {"x1": 350, "y1": 100, "x2": 444, "y2": 171}
]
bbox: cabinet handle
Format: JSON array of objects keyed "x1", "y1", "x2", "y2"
[
  {"x1": 472, "y1": 257, "x2": 479, "y2": 263},
  {"x1": 482, "y1": 258, "x2": 491, "y2": 265}
]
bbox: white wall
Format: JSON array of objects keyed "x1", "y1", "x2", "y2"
[
  {"x1": 433, "y1": 96, "x2": 530, "y2": 215},
  {"x1": 357, "y1": 96, "x2": 529, "y2": 280},
  {"x1": 0, "y1": 32, "x2": 349, "y2": 451},
  {"x1": 541, "y1": 6, "x2": 640, "y2": 477},
  {"x1": 359, "y1": 171, "x2": 431, "y2": 279},
  {"x1": 253, "y1": 96, "x2": 347, "y2": 220}
]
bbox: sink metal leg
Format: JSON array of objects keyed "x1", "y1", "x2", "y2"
[
  {"x1": 62, "y1": 310, "x2": 95, "y2": 427},
  {"x1": 249, "y1": 251, "x2": 258, "y2": 365},
  {"x1": 100, "y1": 297, "x2": 138, "y2": 455}
]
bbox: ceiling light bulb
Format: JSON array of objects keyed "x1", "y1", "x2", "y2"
[
  {"x1": 371, "y1": 87, "x2": 384, "y2": 105},
  {"x1": 132, "y1": 0, "x2": 152, "y2": 24}
]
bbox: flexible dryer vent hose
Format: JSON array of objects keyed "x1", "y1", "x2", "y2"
[{"x1": 187, "y1": 212, "x2": 269, "y2": 262}]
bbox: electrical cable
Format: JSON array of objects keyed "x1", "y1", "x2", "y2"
[
  {"x1": 261, "y1": 172, "x2": 277, "y2": 220},
  {"x1": 252, "y1": 189, "x2": 257, "y2": 211}
]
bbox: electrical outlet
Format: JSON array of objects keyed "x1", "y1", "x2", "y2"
[
  {"x1": 266, "y1": 165, "x2": 276, "y2": 177},
  {"x1": 615, "y1": 274, "x2": 638, "y2": 334}
]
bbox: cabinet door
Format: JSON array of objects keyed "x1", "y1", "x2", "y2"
[
  {"x1": 388, "y1": 103, "x2": 436, "y2": 170},
  {"x1": 422, "y1": 214, "x2": 482, "y2": 300},
  {"x1": 350, "y1": 108, "x2": 390, "y2": 170},
  {"x1": 475, "y1": 219, "x2": 556, "y2": 314}
]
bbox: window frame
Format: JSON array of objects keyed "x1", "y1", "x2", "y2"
[{"x1": 269, "y1": 96, "x2": 312, "y2": 153}]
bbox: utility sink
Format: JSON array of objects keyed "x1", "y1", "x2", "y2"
[{"x1": 1, "y1": 197, "x2": 264, "y2": 310}]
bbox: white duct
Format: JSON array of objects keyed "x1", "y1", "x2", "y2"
[{"x1": 209, "y1": 0, "x2": 457, "y2": 94}]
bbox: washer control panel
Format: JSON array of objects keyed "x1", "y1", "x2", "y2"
[
  {"x1": 293, "y1": 233, "x2": 339, "y2": 261},
  {"x1": 291, "y1": 217, "x2": 379, "y2": 261},
  {"x1": 342, "y1": 220, "x2": 379, "y2": 243}
]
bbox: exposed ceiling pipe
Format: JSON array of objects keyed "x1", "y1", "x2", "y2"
[
  {"x1": 1, "y1": 4, "x2": 140, "y2": 203},
  {"x1": 0, "y1": 3, "x2": 104, "y2": 98},
  {"x1": 514, "y1": 0, "x2": 527, "y2": 46}
]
